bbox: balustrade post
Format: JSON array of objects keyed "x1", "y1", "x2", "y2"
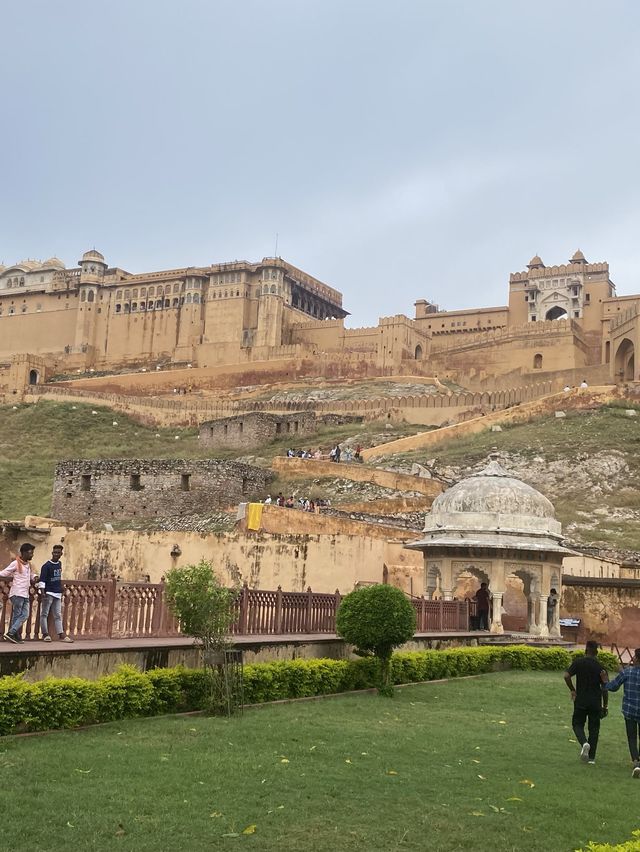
[
  {"x1": 274, "y1": 586, "x2": 283, "y2": 634},
  {"x1": 239, "y1": 582, "x2": 249, "y2": 635},
  {"x1": 439, "y1": 599, "x2": 444, "y2": 632},
  {"x1": 105, "y1": 577, "x2": 117, "y2": 639},
  {"x1": 333, "y1": 589, "x2": 341, "y2": 632},
  {"x1": 151, "y1": 583, "x2": 164, "y2": 637},
  {"x1": 304, "y1": 586, "x2": 313, "y2": 633}
]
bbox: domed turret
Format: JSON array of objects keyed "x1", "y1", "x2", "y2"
[
  {"x1": 408, "y1": 454, "x2": 568, "y2": 553},
  {"x1": 527, "y1": 255, "x2": 545, "y2": 270},
  {"x1": 41, "y1": 256, "x2": 66, "y2": 270},
  {"x1": 570, "y1": 249, "x2": 587, "y2": 264}
]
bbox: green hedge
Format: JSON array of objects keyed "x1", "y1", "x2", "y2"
[
  {"x1": 0, "y1": 646, "x2": 618, "y2": 736},
  {"x1": 580, "y1": 830, "x2": 640, "y2": 851}
]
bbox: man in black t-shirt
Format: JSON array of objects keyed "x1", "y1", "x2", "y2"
[{"x1": 564, "y1": 640, "x2": 609, "y2": 764}]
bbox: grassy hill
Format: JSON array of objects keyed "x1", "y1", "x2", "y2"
[{"x1": 0, "y1": 401, "x2": 424, "y2": 519}]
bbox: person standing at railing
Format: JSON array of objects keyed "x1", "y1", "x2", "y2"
[
  {"x1": 37, "y1": 544, "x2": 73, "y2": 643},
  {"x1": 1, "y1": 543, "x2": 37, "y2": 644},
  {"x1": 474, "y1": 582, "x2": 491, "y2": 631}
]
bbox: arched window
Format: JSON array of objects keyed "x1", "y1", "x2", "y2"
[
  {"x1": 140, "y1": 288, "x2": 146, "y2": 297},
  {"x1": 533, "y1": 353, "x2": 543, "y2": 369},
  {"x1": 115, "y1": 304, "x2": 121, "y2": 313},
  {"x1": 29, "y1": 369, "x2": 39, "y2": 385},
  {"x1": 116, "y1": 290, "x2": 123, "y2": 300},
  {"x1": 172, "y1": 298, "x2": 179, "y2": 307},
  {"x1": 156, "y1": 299, "x2": 162, "y2": 309},
  {"x1": 193, "y1": 293, "x2": 200, "y2": 304},
  {"x1": 270, "y1": 284, "x2": 277, "y2": 294},
  {"x1": 140, "y1": 301, "x2": 146, "y2": 311},
  {"x1": 132, "y1": 289, "x2": 138, "y2": 299},
  {"x1": 148, "y1": 286, "x2": 155, "y2": 297},
  {"x1": 80, "y1": 291, "x2": 86, "y2": 302},
  {"x1": 415, "y1": 344, "x2": 423, "y2": 360},
  {"x1": 124, "y1": 290, "x2": 131, "y2": 300},
  {"x1": 173, "y1": 283, "x2": 180, "y2": 293},
  {"x1": 124, "y1": 303, "x2": 130, "y2": 314},
  {"x1": 186, "y1": 293, "x2": 193, "y2": 304},
  {"x1": 164, "y1": 299, "x2": 170, "y2": 308},
  {"x1": 131, "y1": 302, "x2": 138, "y2": 312},
  {"x1": 87, "y1": 290, "x2": 95, "y2": 303}
]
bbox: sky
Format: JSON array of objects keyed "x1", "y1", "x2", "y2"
[{"x1": 2, "y1": 1, "x2": 640, "y2": 325}]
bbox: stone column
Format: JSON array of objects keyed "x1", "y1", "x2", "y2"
[
  {"x1": 441, "y1": 588, "x2": 454, "y2": 601},
  {"x1": 538, "y1": 595, "x2": 549, "y2": 638},
  {"x1": 527, "y1": 595, "x2": 540, "y2": 635},
  {"x1": 490, "y1": 592, "x2": 504, "y2": 634},
  {"x1": 550, "y1": 595, "x2": 561, "y2": 637}
]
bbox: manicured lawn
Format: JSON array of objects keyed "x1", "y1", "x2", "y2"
[{"x1": 2, "y1": 671, "x2": 638, "y2": 851}]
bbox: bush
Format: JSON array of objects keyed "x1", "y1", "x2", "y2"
[
  {"x1": 0, "y1": 645, "x2": 620, "y2": 736},
  {"x1": 336, "y1": 584, "x2": 416, "y2": 695},
  {"x1": 579, "y1": 830, "x2": 640, "y2": 851}
]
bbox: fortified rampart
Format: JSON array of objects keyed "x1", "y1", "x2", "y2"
[{"x1": 52, "y1": 459, "x2": 273, "y2": 525}]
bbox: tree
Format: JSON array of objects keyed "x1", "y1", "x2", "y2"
[
  {"x1": 336, "y1": 584, "x2": 416, "y2": 697},
  {"x1": 164, "y1": 560, "x2": 239, "y2": 713}
]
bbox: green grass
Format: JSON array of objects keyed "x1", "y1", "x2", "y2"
[{"x1": 2, "y1": 671, "x2": 638, "y2": 851}]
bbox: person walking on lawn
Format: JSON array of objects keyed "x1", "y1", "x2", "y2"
[
  {"x1": 38, "y1": 544, "x2": 73, "y2": 643},
  {"x1": 1, "y1": 543, "x2": 37, "y2": 644},
  {"x1": 564, "y1": 640, "x2": 609, "y2": 765},
  {"x1": 604, "y1": 648, "x2": 640, "y2": 778}
]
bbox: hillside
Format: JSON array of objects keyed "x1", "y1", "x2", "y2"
[
  {"x1": 0, "y1": 401, "x2": 424, "y2": 519},
  {"x1": 376, "y1": 402, "x2": 640, "y2": 554}
]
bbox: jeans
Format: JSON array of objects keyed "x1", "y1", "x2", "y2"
[
  {"x1": 8, "y1": 596, "x2": 30, "y2": 637},
  {"x1": 478, "y1": 609, "x2": 489, "y2": 631},
  {"x1": 572, "y1": 703, "x2": 601, "y2": 760},
  {"x1": 40, "y1": 595, "x2": 63, "y2": 636},
  {"x1": 625, "y1": 717, "x2": 640, "y2": 763}
]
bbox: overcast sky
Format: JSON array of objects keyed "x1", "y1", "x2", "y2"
[{"x1": 2, "y1": 1, "x2": 640, "y2": 324}]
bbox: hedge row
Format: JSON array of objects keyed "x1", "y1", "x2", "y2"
[
  {"x1": 0, "y1": 645, "x2": 618, "y2": 736},
  {"x1": 581, "y1": 831, "x2": 640, "y2": 851}
]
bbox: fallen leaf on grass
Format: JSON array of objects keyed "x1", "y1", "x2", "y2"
[
  {"x1": 387, "y1": 770, "x2": 398, "y2": 776},
  {"x1": 242, "y1": 825, "x2": 257, "y2": 835},
  {"x1": 210, "y1": 812, "x2": 223, "y2": 819},
  {"x1": 222, "y1": 832, "x2": 240, "y2": 838},
  {"x1": 471, "y1": 759, "x2": 481, "y2": 764},
  {"x1": 280, "y1": 758, "x2": 289, "y2": 764},
  {"x1": 506, "y1": 797, "x2": 523, "y2": 802},
  {"x1": 66, "y1": 822, "x2": 75, "y2": 829},
  {"x1": 477, "y1": 775, "x2": 487, "y2": 780},
  {"x1": 519, "y1": 779, "x2": 535, "y2": 788},
  {"x1": 345, "y1": 759, "x2": 352, "y2": 764},
  {"x1": 469, "y1": 811, "x2": 484, "y2": 817},
  {"x1": 74, "y1": 769, "x2": 91, "y2": 774},
  {"x1": 309, "y1": 746, "x2": 316, "y2": 751}
]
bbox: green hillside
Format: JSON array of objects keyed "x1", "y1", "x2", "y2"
[{"x1": 0, "y1": 401, "x2": 423, "y2": 519}]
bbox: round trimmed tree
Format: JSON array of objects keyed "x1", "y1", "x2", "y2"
[{"x1": 336, "y1": 584, "x2": 416, "y2": 696}]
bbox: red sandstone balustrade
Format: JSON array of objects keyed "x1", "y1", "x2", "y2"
[{"x1": 0, "y1": 579, "x2": 469, "y2": 641}]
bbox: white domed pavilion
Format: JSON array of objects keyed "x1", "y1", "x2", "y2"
[{"x1": 406, "y1": 454, "x2": 573, "y2": 635}]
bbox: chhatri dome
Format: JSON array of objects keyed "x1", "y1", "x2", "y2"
[
  {"x1": 416, "y1": 455, "x2": 567, "y2": 553},
  {"x1": 407, "y1": 455, "x2": 572, "y2": 636}
]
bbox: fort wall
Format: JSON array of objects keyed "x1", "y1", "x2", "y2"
[
  {"x1": 199, "y1": 411, "x2": 317, "y2": 450},
  {"x1": 52, "y1": 459, "x2": 273, "y2": 525}
]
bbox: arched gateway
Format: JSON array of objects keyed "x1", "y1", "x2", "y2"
[{"x1": 406, "y1": 454, "x2": 573, "y2": 635}]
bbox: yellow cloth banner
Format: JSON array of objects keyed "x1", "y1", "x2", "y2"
[{"x1": 246, "y1": 502, "x2": 264, "y2": 531}]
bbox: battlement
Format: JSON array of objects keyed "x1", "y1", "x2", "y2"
[{"x1": 510, "y1": 261, "x2": 609, "y2": 282}]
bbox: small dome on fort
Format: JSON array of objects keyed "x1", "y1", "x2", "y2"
[
  {"x1": 570, "y1": 249, "x2": 587, "y2": 263},
  {"x1": 41, "y1": 256, "x2": 66, "y2": 270},
  {"x1": 81, "y1": 249, "x2": 105, "y2": 263},
  {"x1": 16, "y1": 260, "x2": 43, "y2": 271},
  {"x1": 527, "y1": 255, "x2": 545, "y2": 269}
]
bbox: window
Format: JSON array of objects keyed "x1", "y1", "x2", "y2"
[
  {"x1": 130, "y1": 473, "x2": 142, "y2": 491},
  {"x1": 574, "y1": 311, "x2": 579, "y2": 318},
  {"x1": 181, "y1": 473, "x2": 191, "y2": 492},
  {"x1": 275, "y1": 422, "x2": 282, "y2": 434},
  {"x1": 238, "y1": 422, "x2": 243, "y2": 434},
  {"x1": 87, "y1": 290, "x2": 95, "y2": 303},
  {"x1": 81, "y1": 291, "x2": 86, "y2": 302},
  {"x1": 531, "y1": 315, "x2": 536, "y2": 322},
  {"x1": 131, "y1": 302, "x2": 138, "y2": 312},
  {"x1": 585, "y1": 293, "x2": 590, "y2": 303},
  {"x1": 132, "y1": 289, "x2": 138, "y2": 299},
  {"x1": 115, "y1": 303, "x2": 121, "y2": 313},
  {"x1": 116, "y1": 290, "x2": 123, "y2": 300},
  {"x1": 533, "y1": 353, "x2": 543, "y2": 369},
  {"x1": 81, "y1": 474, "x2": 91, "y2": 491}
]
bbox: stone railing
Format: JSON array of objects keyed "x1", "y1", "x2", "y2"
[{"x1": 0, "y1": 579, "x2": 470, "y2": 640}]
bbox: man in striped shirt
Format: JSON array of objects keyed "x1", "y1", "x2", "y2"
[
  {"x1": 0, "y1": 543, "x2": 37, "y2": 644},
  {"x1": 605, "y1": 649, "x2": 640, "y2": 778}
]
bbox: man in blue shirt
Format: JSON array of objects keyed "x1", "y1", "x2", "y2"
[
  {"x1": 605, "y1": 648, "x2": 640, "y2": 778},
  {"x1": 38, "y1": 545, "x2": 73, "y2": 643}
]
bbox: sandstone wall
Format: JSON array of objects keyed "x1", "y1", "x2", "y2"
[
  {"x1": 199, "y1": 411, "x2": 316, "y2": 450},
  {"x1": 52, "y1": 459, "x2": 273, "y2": 525},
  {"x1": 561, "y1": 578, "x2": 640, "y2": 647}
]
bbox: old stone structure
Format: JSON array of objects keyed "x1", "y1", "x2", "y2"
[
  {"x1": 407, "y1": 455, "x2": 572, "y2": 635},
  {"x1": 52, "y1": 459, "x2": 273, "y2": 525},
  {"x1": 4, "y1": 247, "x2": 640, "y2": 393},
  {"x1": 199, "y1": 411, "x2": 316, "y2": 450}
]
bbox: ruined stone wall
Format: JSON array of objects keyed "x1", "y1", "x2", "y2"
[
  {"x1": 561, "y1": 578, "x2": 640, "y2": 647},
  {"x1": 52, "y1": 459, "x2": 273, "y2": 525},
  {"x1": 199, "y1": 411, "x2": 316, "y2": 450}
]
